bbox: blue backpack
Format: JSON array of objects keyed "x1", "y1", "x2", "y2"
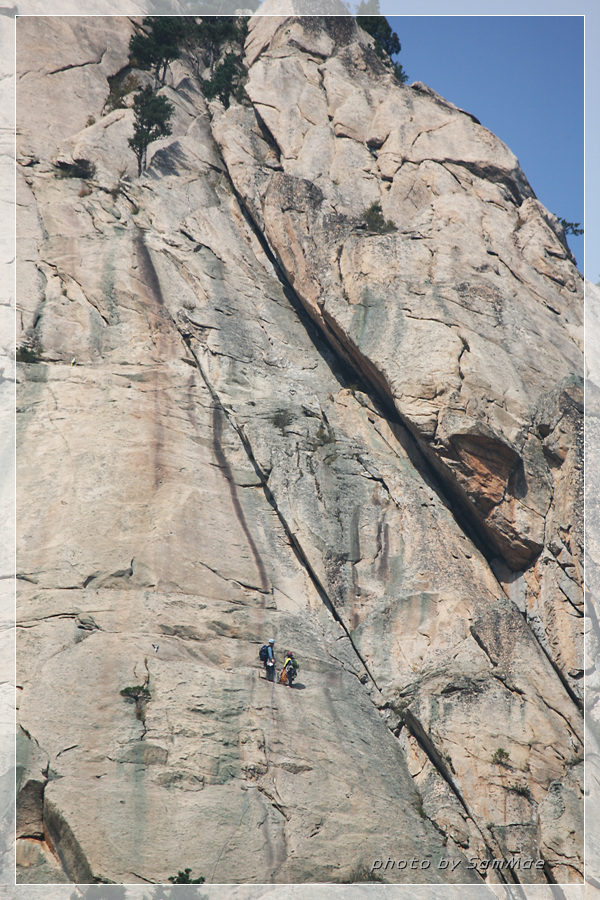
[{"x1": 259, "y1": 645, "x2": 269, "y2": 662}]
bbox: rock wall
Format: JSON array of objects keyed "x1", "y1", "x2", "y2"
[{"x1": 16, "y1": 14, "x2": 583, "y2": 886}]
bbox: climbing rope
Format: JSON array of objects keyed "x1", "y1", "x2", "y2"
[
  {"x1": 207, "y1": 670, "x2": 277, "y2": 884},
  {"x1": 264, "y1": 670, "x2": 276, "y2": 773},
  {"x1": 207, "y1": 788, "x2": 254, "y2": 884}
]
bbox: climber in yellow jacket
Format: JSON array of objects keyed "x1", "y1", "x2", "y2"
[{"x1": 279, "y1": 650, "x2": 299, "y2": 686}]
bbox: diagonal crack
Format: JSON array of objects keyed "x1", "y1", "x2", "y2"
[
  {"x1": 47, "y1": 49, "x2": 107, "y2": 77},
  {"x1": 401, "y1": 710, "x2": 526, "y2": 889},
  {"x1": 136, "y1": 230, "x2": 380, "y2": 691}
]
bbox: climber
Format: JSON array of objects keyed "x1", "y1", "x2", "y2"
[
  {"x1": 280, "y1": 650, "x2": 299, "y2": 687},
  {"x1": 259, "y1": 638, "x2": 276, "y2": 682}
]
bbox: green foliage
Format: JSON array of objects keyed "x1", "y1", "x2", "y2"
[
  {"x1": 120, "y1": 685, "x2": 151, "y2": 699},
  {"x1": 128, "y1": 86, "x2": 174, "y2": 176},
  {"x1": 129, "y1": 15, "x2": 249, "y2": 112},
  {"x1": 492, "y1": 747, "x2": 510, "y2": 766},
  {"x1": 356, "y1": 1, "x2": 407, "y2": 83},
  {"x1": 196, "y1": 16, "x2": 243, "y2": 61},
  {"x1": 557, "y1": 217, "x2": 583, "y2": 237},
  {"x1": 196, "y1": 17, "x2": 248, "y2": 106},
  {"x1": 130, "y1": 17, "x2": 190, "y2": 84},
  {"x1": 272, "y1": 409, "x2": 294, "y2": 432},
  {"x1": 364, "y1": 202, "x2": 397, "y2": 234},
  {"x1": 169, "y1": 869, "x2": 205, "y2": 884},
  {"x1": 509, "y1": 782, "x2": 532, "y2": 800},
  {"x1": 57, "y1": 158, "x2": 96, "y2": 180},
  {"x1": 202, "y1": 52, "x2": 243, "y2": 108},
  {"x1": 233, "y1": 80, "x2": 251, "y2": 106},
  {"x1": 357, "y1": 12, "x2": 400, "y2": 58},
  {"x1": 392, "y1": 61, "x2": 409, "y2": 84},
  {"x1": 105, "y1": 73, "x2": 139, "y2": 112},
  {"x1": 16, "y1": 343, "x2": 42, "y2": 364},
  {"x1": 337, "y1": 864, "x2": 385, "y2": 883}
]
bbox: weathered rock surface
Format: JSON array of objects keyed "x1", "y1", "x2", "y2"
[
  {"x1": 584, "y1": 280, "x2": 600, "y2": 890},
  {"x1": 15, "y1": 13, "x2": 583, "y2": 887},
  {"x1": 0, "y1": 13, "x2": 17, "y2": 889},
  {"x1": 214, "y1": 14, "x2": 584, "y2": 698}
]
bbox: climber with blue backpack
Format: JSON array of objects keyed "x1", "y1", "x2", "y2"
[{"x1": 259, "y1": 638, "x2": 276, "y2": 682}]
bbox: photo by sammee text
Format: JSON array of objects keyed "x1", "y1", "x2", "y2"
[{"x1": 371, "y1": 856, "x2": 547, "y2": 873}]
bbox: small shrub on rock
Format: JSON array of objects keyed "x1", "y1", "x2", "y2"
[
  {"x1": 120, "y1": 685, "x2": 151, "y2": 700},
  {"x1": 195, "y1": 16, "x2": 246, "y2": 76},
  {"x1": 105, "y1": 73, "x2": 139, "y2": 112},
  {"x1": 120, "y1": 684, "x2": 151, "y2": 723},
  {"x1": 492, "y1": 747, "x2": 510, "y2": 766},
  {"x1": 168, "y1": 868, "x2": 205, "y2": 884},
  {"x1": 557, "y1": 217, "x2": 583, "y2": 237},
  {"x1": 16, "y1": 342, "x2": 42, "y2": 364},
  {"x1": 509, "y1": 782, "x2": 532, "y2": 799},
  {"x1": 57, "y1": 158, "x2": 96, "y2": 180},
  {"x1": 311, "y1": 422, "x2": 336, "y2": 450},
  {"x1": 272, "y1": 409, "x2": 294, "y2": 432},
  {"x1": 392, "y1": 61, "x2": 408, "y2": 84},
  {"x1": 363, "y1": 202, "x2": 397, "y2": 234},
  {"x1": 338, "y1": 864, "x2": 385, "y2": 883}
]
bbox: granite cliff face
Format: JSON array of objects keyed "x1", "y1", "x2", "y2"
[{"x1": 16, "y1": 14, "x2": 583, "y2": 886}]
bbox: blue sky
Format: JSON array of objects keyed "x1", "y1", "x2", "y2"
[{"x1": 382, "y1": 15, "x2": 585, "y2": 274}]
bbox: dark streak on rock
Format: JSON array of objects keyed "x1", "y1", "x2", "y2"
[{"x1": 211, "y1": 404, "x2": 270, "y2": 594}]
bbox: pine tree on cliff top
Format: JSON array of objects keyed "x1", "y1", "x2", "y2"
[{"x1": 356, "y1": 0, "x2": 408, "y2": 83}]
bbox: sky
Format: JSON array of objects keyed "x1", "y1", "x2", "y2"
[{"x1": 383, "y1": 15, "x2": 585, "y2": 273}]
